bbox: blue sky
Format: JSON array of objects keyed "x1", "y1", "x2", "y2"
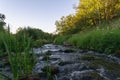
[{"x1": 0, "y1": 0, "x2": 79, "y2": 33}]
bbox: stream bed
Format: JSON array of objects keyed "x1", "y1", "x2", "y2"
[
  {"x1": 33, "y1": 44, "x2": 120, "y2": 80},
  {"x1": 0, "y1": 44, "x2": 120, "y2": 80}
]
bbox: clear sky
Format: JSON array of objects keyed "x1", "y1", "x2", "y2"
[{"x1": 0, "y1": 0, "x2": 79, "y2": 33}]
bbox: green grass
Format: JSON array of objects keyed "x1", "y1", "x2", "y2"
[
  {"x1": 0, "y1": 32, "x2": 35, "y2": 80},
  {"x1": 54, "y1": 35, "x2": 71, "y2": 45},
  {"x1": 55, "y1": 18, "x2": 120, "y2": 54},
  {"x1": 68, "y1": 28, "x2": 120, "y2": 53},
  {"x1": 0, "y1": 73, "x2": 11, "y2": 80},
  {"x1": 33, "y1": 39, "x2": 50, "y2": 47}
]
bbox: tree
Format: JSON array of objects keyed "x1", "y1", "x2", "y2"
[
  {"x1": 55, "y1": 14, "x2": 79, "y2": 35},
  {"x1": 0, "y1": 13, "x2": 6, "y2": 31},
  {"x1": 16, "y1": 27, "x2": 54, "y2": 41},
  {"x1": 55, "y1": 0, "x2": 120, "y2": 35}
]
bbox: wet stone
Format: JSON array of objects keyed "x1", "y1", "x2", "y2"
[
  {"x1": 71, "y1": 70, "x2": 105, "y2": 80},
  {"x1": 33, "y1": 44, "x2": 120, "y2": 80},
  {"x1": 87, "y1": 51, "x2": 95, "y2": 54},
  {"x1": 79, "y1": 66, "x2": 90, "y2": 71},
  {"x1": 58, "y1": 63, "x2": 81, "y2": 73},
  {"x1": 104, "y1": 70, "x2": 120, "y2": 80},
  {"x1": 3, "y1": 66, "x2": 11, "y2": 72},
  {"x1": 81, "y1": 55, "x2": 96, "y2": 61},
  {"x1": 79, "y1": 49, "x2": 88, "y2": 53},
  {"x1": 38, "y1": 56, "x2": 44, "y2": 61}
]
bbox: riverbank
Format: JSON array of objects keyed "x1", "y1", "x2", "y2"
[{"x1": 54, "y1": 18, "x2": 120, "y2": 55}]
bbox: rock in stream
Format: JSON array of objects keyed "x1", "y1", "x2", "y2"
[
  {"x1": 33, "y1": 44, "x2": 120, "y2": 80},
  {"x1": 0, "y1": 44, "x2": 120, "y2": 80}
]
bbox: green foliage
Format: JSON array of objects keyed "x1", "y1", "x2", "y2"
[
  {"x1": 62, "y1": 18, "x2": 120, "y2": 54},
  {"x1": 16, "y1": 27, "x2": 53, "y2": 40},
  {"x1": 54, "y1": 35, "x2": 71, "y2": 45},
  {"x1": 33, "y1": 39, "x2": 49, "y2": 47},
  {"x1": 1, "y1": 32, "x2": 35, "y2": 80},
  {"x1": 0, "y1": 13, "x2": 6, "y2": 32},
  {"x1": 55, "y1": 0, "x2": 120, "y2": 35},
  {"x1": 0, "y1": 32, "x2": 15, "y2": 52},
  {"x1": 16, "y1": 27, "x2": 54, "y2": 47},
  {"x1": 0, "y1": 73, "x2": 11, "y2": 80},
  {"x1": 0, "y1": 23, "x2": 5, "y2": 32},
  {"x1": 68, "y1": 28, "x2": 120, "y2": 53},
  {"x1": 55, "y1": 15, "x2": 79, "y2": 35}
]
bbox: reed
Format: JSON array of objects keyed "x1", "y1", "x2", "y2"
[{"x1": 1, "y1": 32, "x2": 35, "y2": 80}]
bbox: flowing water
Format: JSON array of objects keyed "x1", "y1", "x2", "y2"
[
  {"x1": 0, "y1": 44, "x2": 120, "y2": 80},
  {"x1": 33, "y1": 44, "x2": 120, "y2": 80}
]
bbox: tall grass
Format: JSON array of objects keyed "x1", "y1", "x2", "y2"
[
  {"x1": 68, "y1": 28, "x2": 120, "y2": 53},
  {"x1": 0, "y1": 73, "x2": 11, "y2": 80},
  {"x1": 54, "y1": 35, "x2": 71, "y2": 45},
  {"x1": 0, "y1": 33, "x2": 6, "y2": 54},
  {"x1": 58, "y1": 18, "x2": 120, "y2": 54},
  {"x1": 1, "y1": 32, "x2": 35, "y2": 80}
]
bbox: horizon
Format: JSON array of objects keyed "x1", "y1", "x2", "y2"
[{"x1": 0, "y1": 0, "x2": 79, "y2": 33}]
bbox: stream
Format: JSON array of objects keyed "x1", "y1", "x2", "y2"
[
  {"x1": 33, "y1": 44, "x2": 120, "y2": 80},
  {"x1": 0, "y1": 44, "x2": 120, "y2": 80}
]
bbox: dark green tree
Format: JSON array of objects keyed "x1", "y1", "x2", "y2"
[{"x1": 0, "y1": 13, "x2": 6, "y2": 31}]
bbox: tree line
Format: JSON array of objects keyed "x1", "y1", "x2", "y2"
[
  {"x1": 0, "y1": 13, "x2": 54, "y2": 49},
  {"x1": 55, "y1": 0, "x2": 120, "y2": 35}
]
